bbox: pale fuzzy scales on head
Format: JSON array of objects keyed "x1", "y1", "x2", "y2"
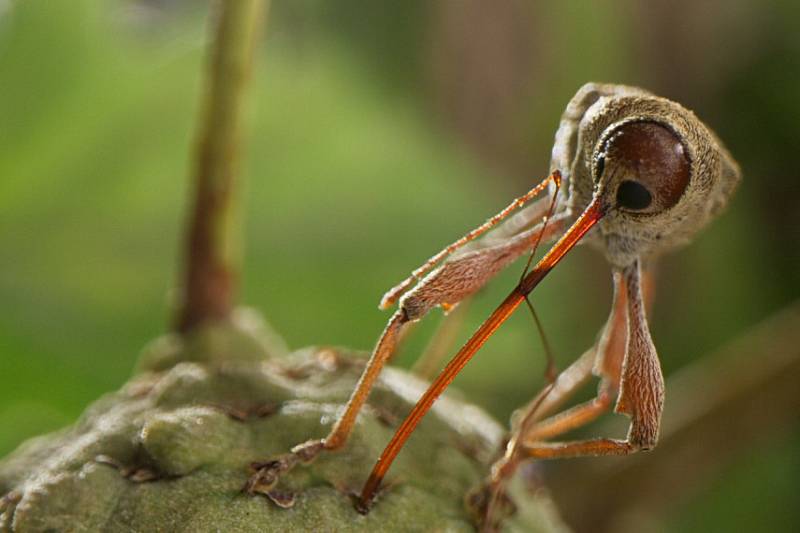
[{"x1": 551, "y1": 83, "x2": 741, "y2": 268}]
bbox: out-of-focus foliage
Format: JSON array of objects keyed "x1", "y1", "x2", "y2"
[{"x1": 0, "y1": 1, "x2": 797, "y2": 531}]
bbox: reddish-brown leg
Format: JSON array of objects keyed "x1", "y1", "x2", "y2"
[
  {"x1": 323, "y1": 311, "x2": 408, "y2": 450},
  {"x1": 523, "y1": 263, "x2": 665, "y2": 453},
  {"x1": 495, "y1": 260, "x2": 664, "y2": 500},
  {"x1": 524, "y1": 438, "x2": 636, "y2": 458},
  {"x1": 509, "y1": 269, "x2": 629, "y2": 443},
  {"x1": 357, "y1": 198, "x2": 605, "y2": 512},
  {"x1": 521, "y1": 392, "x2": 613, "y2": 443},
  {"x1": 380, "y1": 172, "x2": 561, "y2": 310},
  {"x1": 613, "y1": 260, "x2": 665, "y2": 447},
  {"x1": 303, "y1": 176, "x2": 564, "y2": 455},
  {"x1": 509, "y1": 267, "x2": 631, "y2": 436},
  {"x1": 244, "y1": 310, "x2": 410, "y2": 495},
  {"x1": 476, "y1": 251, "x2": 661, "y2": 532},
  {"x1": 245, "y1": 174, "x2": 565, "y2": 495},
  {"x1": 474, "y1": 270, "x2": 630, "y2": 529}
]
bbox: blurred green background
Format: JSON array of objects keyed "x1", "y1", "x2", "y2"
[{"x1": 1, "y1": 1, "x2": 798, "y2": 531}]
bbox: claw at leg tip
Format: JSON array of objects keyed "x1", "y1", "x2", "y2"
[{"x1": 354, "y1": 494, "x2": 373, "y2": 515}]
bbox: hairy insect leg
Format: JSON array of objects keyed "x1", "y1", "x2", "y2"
[
  {"x1": 246, "y1": 201, "x2": 573, "y2": 498},
  {"x1": 380, "y1": 171, "x2": 562, "y2": 310},
  {"x1": 327, "y1": 208, "x2": 567, "y2": 452},
  {"x1": 613, "y1": 260, "x2": 665, "y2": 447},
  {"x1": 474, "y1": 271, "x2": 630, "y2": 529},
  {"x1": 245, "y1": 310, "x2": 410, "y2": 494},
  {"x1": 394, "y1": 189, "x2": 567, "y2": 373},
  {"x1": 481, "y1": 182, "x2": 563, "y2": 246},
  {"x1": 509, "y1": 269, "x2": 628, "y2": 440},
  {"x1": 520, "y1": 392, "x2": 614, "y2": 444},
  {"x1": 509, "y1": 262, "x2": 650, "y2": 430},
  {"x1": 482, "y1": 262, "x2": 663, "y2": 530},
  {"x1": 523, "y1": 438, "x2": 637, "y2": 459},
  {"x1": 322, "y1": 310, "x2": 410, "y2": 450},
  {"x1": 521, "y1": 262, "x2": 661, "y2": 448},
  {"x1": 356, "y1": 201, "x2": 607, "y2": 516}
]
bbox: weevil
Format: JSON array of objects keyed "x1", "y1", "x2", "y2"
[{"x1": 246, "y1": 83, "x2": 740, "y2": 524}]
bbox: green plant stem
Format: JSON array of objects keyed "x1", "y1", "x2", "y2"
[{"x1": 176, "y1": 0, "x2": 267, "y2": 333}]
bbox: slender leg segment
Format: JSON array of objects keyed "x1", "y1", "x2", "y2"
[
  {"x1": 525, "y1": 438, "x2": 635, "y2": 458},
  {"x1": 473, "y1": 265, "x2": 661, "y2": 530},
  {"x1": 380, "y1": 171, "x2": 561, "y2": 310},
  {"x1": 504, "y1": 270, "x2": 628, "y2": 459},
  {"x1": 245, "y1": 311, "x2": 411, "y2": 494},
  {"x1": 412, "y1": 180, "x2": 560, "y2": 381},
  {"x1": 521, "y1": 259, "x2": 663, "y2": 456},
  {"x1": 508, "y1": 266, "x2": 634, "y2": 427},
  {"x1": 358, "y1": 198, "x2": 605, "y2": 511},
  {"x1": 477, "y1": 325, "x2": 658, "y2": 530},
  {"x1": 306, "y1": 177, "x2": 567, "y2": 454},
  {"x1": 473, "y1": 271, "x2": 629, "y2": 529},
  {"x1": 246, "y1": 174, "x2": 569, "y2": 495},
  {"x1": 521, "y1": 392, "x2": 613, "y2": 443},
  {"x1": 323, "y1": 310, "x2": 408, "y2": 450}
]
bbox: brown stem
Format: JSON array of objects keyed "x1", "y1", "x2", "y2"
[{"x1": 175, "y1": 0, "x2": 267, "y2": 333}]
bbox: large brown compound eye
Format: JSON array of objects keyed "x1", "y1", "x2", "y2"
[{"x1": 597, "y1": 121, "x2": 691, "y2": 214}]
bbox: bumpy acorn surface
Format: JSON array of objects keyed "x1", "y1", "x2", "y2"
[{"x1": 0, "y1": 313, "x2": 566, "y2": 532}]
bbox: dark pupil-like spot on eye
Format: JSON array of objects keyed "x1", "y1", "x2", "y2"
[
  {"x1": 601, "y1": 121, "x2": 691, "y2": 211},
  {"x1": 616, "y1": 180, "x2": 653, "y2": 210}
]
